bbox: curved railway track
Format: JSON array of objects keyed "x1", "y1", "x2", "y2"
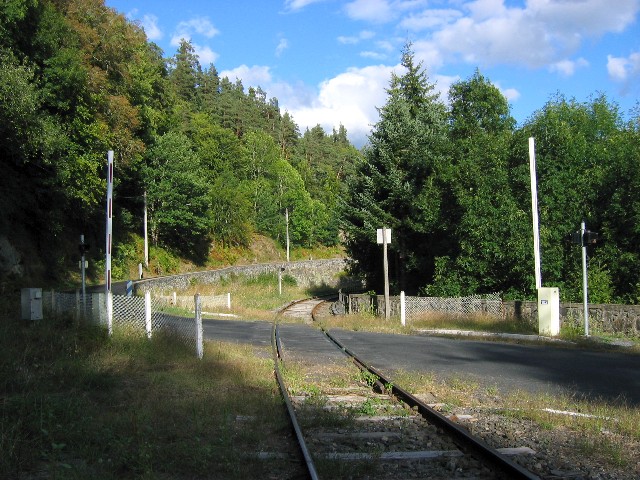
[{"x1": 272, "y1": 298, "x2": 541, "y2": 479}]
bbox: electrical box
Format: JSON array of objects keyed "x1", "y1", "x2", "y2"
[
  {"x1": 21, "y1": 288, "x2": 43, "y2": 321},
  {"x1": 538, "y1": 287, "x2": 559, "y2": 336}
]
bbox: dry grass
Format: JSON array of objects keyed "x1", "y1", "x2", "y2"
[
  {"x1": 390, "y1": 368, "x2": 640, "y2": 472},
  {"x1": 0, "y1": 306, "x2": 295, "y2": 479}
]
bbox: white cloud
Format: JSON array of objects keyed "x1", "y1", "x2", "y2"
[
  {"x1": 344, "y1": 0, "x2": 428, "y2": 23},
  {"x1": 220, "y1": 65, "x2": 274, "y2": 88},
  {"x1": 337, "y1": 30, "x2": 375, "y2": 45},
  {"x1": 549, "y1": 58, "x2": 589, "y2": 77},
  {"x1": 399, "y1": 8, "x2": 462, "y2": 31},
  {"x1": 347, "y1": 0, "x2": 640, "y2": 71},
  {"x1": 361, "y1": 51, "x2": 388, "y2": 60},
  {"x1": 344, "y1": 0, "x2": 395, "y2": 23},
  {"x1": 171, "y1": 17, "x2": 220, "y2": 47},
  {"x1": 141, "y1": 14, "x2": 162, "y2": 41},
  {"x1": 286, "y1": 64, "x2": 398, "y2": 145},
  {"x1": 195, "y1": 45, "x2": 219, "y2": 66},
  {"x1": 607, "y1": 51, "x2": 640, "y2": 94},
  {"x1": 276, "y1": 38, "x2": 289, "y2": 57},
  {"x1": 283, "y1": 0, "x2": 327, "y2": 12}
]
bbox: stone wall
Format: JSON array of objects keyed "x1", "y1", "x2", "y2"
[
  {"x1": 133, "y1": 259, "x2": 362, "y2": 294},
  {"x1": 504, "y1": 300, "x2": 640, "y2": 336}
]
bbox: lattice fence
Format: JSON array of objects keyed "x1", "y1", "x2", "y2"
[
  {"x1": 404, "y1": 293, "x2": 503, "y2": 319},
  {"x1": 344, "y1": 292, "x2": 503, "y2": 320},
  {"x1": 41, "y1": 290, "x2": 202, "y2": 355}
]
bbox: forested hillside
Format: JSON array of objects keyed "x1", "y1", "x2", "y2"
[
  {"x1": 0, "y1": 0, "x2": 359, "y2": 284},
  {"x1": 342, "y1": 45, "x2": 640, "y2": 303},
  {"x1": 2, "y1": 1, "x2": 639, "y2": 304}
]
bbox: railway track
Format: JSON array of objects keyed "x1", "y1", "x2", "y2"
[{"x1": 272, "y1": 298, "x2": 540, "y2": 479}]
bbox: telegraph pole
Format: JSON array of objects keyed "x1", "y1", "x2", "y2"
[{"x1": 377, "y1": 228, "x2": 391, "y2": 320}]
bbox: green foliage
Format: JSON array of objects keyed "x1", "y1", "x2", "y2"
[{"x1": 342, "y1": 42, "x2": 449, "y2": 293}]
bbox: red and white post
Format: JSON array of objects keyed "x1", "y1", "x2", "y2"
[{"x1": 105, "y1": 150, "x2": 114, "y2": 335}]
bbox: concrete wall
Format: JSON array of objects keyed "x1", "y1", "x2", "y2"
[
  {"x1": 133, "y1": 259, "x2": 362, "y2": 294},
  {"x1": 504, "y1": 300, "x2": 640, "y2": 336}
]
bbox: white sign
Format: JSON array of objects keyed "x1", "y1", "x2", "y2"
[{"x1": 377, "y1": 228, "x2": 392, "y2": 244}]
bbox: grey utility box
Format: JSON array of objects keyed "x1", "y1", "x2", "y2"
[{"x1": 21, "y1": 288, "x2": 43, "y2": 321}]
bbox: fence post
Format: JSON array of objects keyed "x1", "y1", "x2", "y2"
[
  {"x1": 106, "y1": 291, "x2": 113, "y2": 336},
  {"x1": 400, "y1": 291, "x2": 406, "y2": 326},
  {"x1": 145, "y1": 291, "x2": 152, "y2": 339},
  {"x1": 227, "y1": 292, "x2": 231, "y2": 310},
  {"x1": 75, "y1": 289, "x2": 81, "y2": 323},
  {"x1": 195, "y1": 294, "x2": 203, "y2": 359},
  {"x1": 172, "y1": 291, "x2": 177, "y2": 305}
]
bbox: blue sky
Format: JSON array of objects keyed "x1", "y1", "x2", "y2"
[{"x1": 105, "y1": 0, "x2": 640, "y2": 147}]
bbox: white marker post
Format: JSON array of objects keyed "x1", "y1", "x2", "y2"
[
  {"x1": 377, "y1": 228, "x2": 392, "y2": 320},
  {"x1": 581, "y1": 220, "x2": 590, "y2": 337},
  {"x1": 105, "y1": 150, "x2": 114, "y2": 335},
  {"x1": 529, "y1": 138, "x2": 542, "y2": 290},
  {"x1": 143, "y1": 190, "x2": 149, "y2": 268}
]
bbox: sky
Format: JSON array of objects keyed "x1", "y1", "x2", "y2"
[{"x1": 104, "y1": 0, "x2": 640, "y2": 147}]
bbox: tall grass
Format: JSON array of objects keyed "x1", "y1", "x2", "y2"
[{"x1": 0, "y1": 303, "x2": 294, "y2": 479}]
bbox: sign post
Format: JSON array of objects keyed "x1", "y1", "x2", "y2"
[
  {"x1": 79, "y1": 235, "x2": 89, "y2": 319},
  {"x1": 377, "y1": 228, "x2": 391, "y2": 320},
  {"x1": 105, "y1": 150, "x2": 114, "y2": 335},
  {"x1": 529, "y1": 138, "x2": 542, "y2": 290}
]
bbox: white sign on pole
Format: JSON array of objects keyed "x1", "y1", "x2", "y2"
[{"x1": 377, "y1": 228, "x2": 392, "y2": 244}]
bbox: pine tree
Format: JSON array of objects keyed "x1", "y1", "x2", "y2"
[{"x1": 342, "y1": 43, "x2": 448, "y2": 293}]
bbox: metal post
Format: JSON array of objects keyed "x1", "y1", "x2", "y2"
[
  {"x1": 383, "y1": 227, "x2": 390, "y2": 320},
  {"x1": 105, "y1": 151, "x2": 114, "y2": 334},
  {"x1": 581, "y1": 220, "x2": 590, "y2": 337},
  {"x1": 80, "y1": 234, "x2": 86, "y2": 319},
  {"x1": 145, "y1": 291, "x2": 152, "y2": 339},
  {"x1": 106, "y1": 291, "x2": 113, "y2": 336},
  {"x1": 285, "y1": 207, "x2": 290, "y2": 263},
  {"x1": 195, "y1": 294, "x2": 203, "y2": 359},
  {"x1": 143, "y1": 190, "x2": 149, "y2": 268},
  {"x1": 528, "y1": 138, "x2": 542, "y2": 290}
]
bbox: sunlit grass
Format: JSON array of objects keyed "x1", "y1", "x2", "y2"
[
  {"x1": 0, "y1": 306, "x2": 293, "y2": 479},
  {"x1": 390, "y1": 368, "x2": 640, "y2": 471},
  {"x1": 156, "y1": 271, "x2": 333, "y2": 322}
]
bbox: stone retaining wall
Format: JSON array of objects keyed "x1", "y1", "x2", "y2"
[
  {"x1": 133, "y1": 259, "x2": 361, "y2": 294},
  {"x1": 504, "y1": 300, "x2": 640, "y2": 336}
]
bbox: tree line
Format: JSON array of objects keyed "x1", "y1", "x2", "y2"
[
  {"x1": 2, "y1": 1, "x2": 639, "y2": 303},
  {"x1": 342, "y1": 45, "x2": 640, "y2": 303},
  {"x1": 0, "y1": 0, "x2": 359, "y2": 281}
]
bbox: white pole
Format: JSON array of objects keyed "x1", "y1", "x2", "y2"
[
  {"x1": 105, "y1": 150, "x2": 114, "y2": 296},
  {"x1": 285, "y1": 207, "x2": 290, "y2": 263},
  {"x1": 106, "y1": 291, "x2": 113, "y2": 336},
  {"x1": 143, "y1": 190, "x2": 149, "y2": 268},
  {"x1": 528, "y1": 138, "x2": 542, "y2": 290},
  {"x1": 383, "y1": 227, "x2": 390, "y2": 320},
  {"x1": 195, "y1": 294, "x2": 203, "y2": 359},
  {"x1": 400, "y1": 291, "x2": 406, "y2": 326},
  {"x1": 145, "y1": 290, "x2": 152, "y2": 339},
  {"x1": 581, "y1": 220, "x2": 590, "y2": 337},
  {"x1": 227, "y1": 292, "x2": 231, "y2": 310},
  {"x1": 80, "y1": 234, "x2": 86, "y2": 318}
]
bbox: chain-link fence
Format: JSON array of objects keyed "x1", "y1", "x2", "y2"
[
  {"x1": 41, "y1": 290, "x2": 203, "y2": 356},
  {"x1": 342, "y1": 292, "x2": 503, "y2": 321}
]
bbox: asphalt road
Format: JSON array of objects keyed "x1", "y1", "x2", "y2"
[{"x1": 202, "y1": 318, "x2": 640, "y2": 405}]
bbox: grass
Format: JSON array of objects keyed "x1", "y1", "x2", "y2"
[
  {"x1": 0, "y1": 298, "x2": 295, "y2": 479},
  {"x1": 316, "y1": 310, "x2": 539, "y2": 336},
  {"x1": 161, "y1": 271, "x2": 331, "y2": 322},
  {"x1": 390, "y1": 368, "x2": 640, "y2": 472}
]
